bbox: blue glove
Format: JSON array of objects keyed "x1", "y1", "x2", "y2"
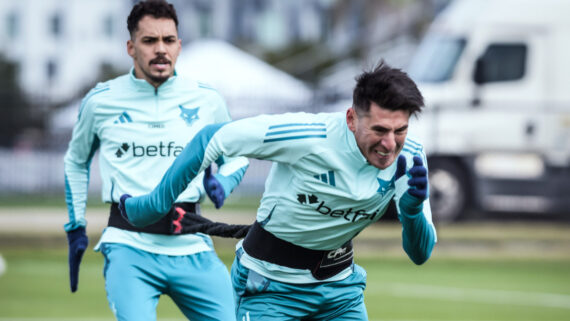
[
  {"x1": 119, "y1": 193, "x2": 132, "y2": 221},
  {"x1": 203, "y1": 166, "x2": 226, "y2": 209},
  {"x1": 66, "y1": 227, "x2": 88, "y2": 293},
  {"x1": 396, "y1": 155, "x2": 428, "y2": 214}
]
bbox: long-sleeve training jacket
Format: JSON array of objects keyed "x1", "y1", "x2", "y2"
[
  {"x1": 64, "y1": 69, "x2": 249, "y2": 255},
  {"x1": 125, "y1": 111, "x2": 437, "y2": 281}
]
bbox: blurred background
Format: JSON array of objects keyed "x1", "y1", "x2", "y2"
[
  {"x1": 0, "y1": 0, "x2": 569, "y2": 320},
  {"x1": 0, "y1": 0, "x2": 447, "y2": 207}
]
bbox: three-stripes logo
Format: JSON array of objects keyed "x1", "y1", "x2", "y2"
[
  {"x1": 263, "y1": 122, "x2": 326, "y2": 143},
  {"x1": 314, "y1": 170, "x2": 336, "y2": 186},
  {"x1": 114, "y1": 111, "x2": 132, "y2": 124}
]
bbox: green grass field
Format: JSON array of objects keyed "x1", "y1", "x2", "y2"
[
  {"x1": 0, "y1": 202, "x2": 569, "y2": 320},
  {"x1": 0, "y1": 248, "x2": 569, "y2": 320}
]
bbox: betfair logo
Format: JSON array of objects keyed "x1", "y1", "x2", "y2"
[
  {"x1": 115, "y1": 143, "x2": 130, "y2": 158},
  {"x1": 297, "y1": 193, "x2": 319, "y2": 204},
  {"x1": 115, "y1": 142, "x2": 184, "y2": 158},
  {"x1": 315, "y1": 201, "x2": 381, "y2": 222},
  {"x1": 298, "y1": 193, "x2": 381, "y2": 222}
]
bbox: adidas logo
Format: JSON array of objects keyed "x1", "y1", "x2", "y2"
[
  {"x1": 114, "y1": 111, "x2": 132, "y2": 124},
  {"x1": 314, "y1": 170, "x2": 336, "y2": 186}
]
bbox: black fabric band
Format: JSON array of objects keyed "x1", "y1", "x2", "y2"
[
  {"x1": 108, "y1": 202, "x2": 199, "y2": 235},
  {"x1": 242, "y1": 221, "x2": 353, "y2": 280}
]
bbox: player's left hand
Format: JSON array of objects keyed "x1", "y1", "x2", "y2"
[
  {"x1": 66, "y1": 227, "x2": 88, "y2": 293},
  {"x1": 396, "y1": 155, "x2": 428, "y2": 214},
  {"x1": 118, "y1": 193, "x2": 132, "y2": 221},
  {"x1": 203, "y1": 166, "x2": 226, "y2": 209}
]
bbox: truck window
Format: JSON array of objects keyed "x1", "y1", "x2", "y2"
[
  {"x1": 408, "y1": 35, "x2": 466, "y2": 83},
  {"x1": 475, "y1": 43, "x2": 527, "y2": 83}
]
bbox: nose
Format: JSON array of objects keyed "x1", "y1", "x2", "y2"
[
  {"x1": 380, "y1": 132, "x2": 396, "y2": 151},
  {"x1": 155, "y1": 40, "x2": 166, "y2": 54}
]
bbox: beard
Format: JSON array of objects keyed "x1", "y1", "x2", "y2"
[
  {"x1": 148, "y1": 72, "x2": 170, "y2": 84},
  {"x1": 141, "y1": 67, "x2": 171, "y2": 86}
]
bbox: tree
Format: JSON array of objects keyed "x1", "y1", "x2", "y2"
[{"x1": 0, "y1": 56, "x2": 40, "y2": 148}]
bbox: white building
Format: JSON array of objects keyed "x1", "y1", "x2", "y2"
[
  {"x1": 0, "y1": 0, "x2": 132, "y2": 104},
  {"x1": 0, "y1": 0, "x2": 438, "y2": 105},
  {"x1": 0, "y1": 0, "x2": 329, "y2": 104}
]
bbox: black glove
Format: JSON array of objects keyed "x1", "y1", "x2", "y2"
[
  {"x1": 66, "y1": 227, "x2": 88, "y2": 293},
  {"x1": 203, "y1": 166, "x2": 226, "y2": 209},
  {"x1": 395, "y1": 155, "x2": 428, "y2": 214},
  {"x1": 118, "y1": 193, "x2": 132, "y2": 221},
  {"x1": 172, "y1": 206, "x2": 250, "y2": 238}
]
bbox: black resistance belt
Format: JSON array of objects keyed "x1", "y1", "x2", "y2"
[
  {"x1": 242, "y1": 221, "x2": 354, "y2": 280},
  {"x1": 108, "y1": 202, "x2": 199, "y2": 235}
]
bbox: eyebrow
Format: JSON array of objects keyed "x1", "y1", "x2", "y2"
[
  {"x1": 370, "y1": 124, "x2": 408, "y2": 132},
  {"x1": 141, "y1": 35, "x2": 177, "y2": 40}
]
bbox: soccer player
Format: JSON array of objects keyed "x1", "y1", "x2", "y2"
[
  {"x1": 121, "y1": 61, "x2": 437, "y2": 320},
  {"x1": 63, "y1": 1, "x2": 248, "y2": 320}
]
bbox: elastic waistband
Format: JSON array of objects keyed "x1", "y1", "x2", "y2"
[{"x1": 108, "y1": 202, "x2": 199, "y2": 235}]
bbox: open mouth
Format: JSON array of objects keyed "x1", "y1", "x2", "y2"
[
  {"x1": 150, "y1": 58, "x2": 171, "y2": 70},
  {"x1": 376, "y1": 150, "x2": 391, "y2": 157}
]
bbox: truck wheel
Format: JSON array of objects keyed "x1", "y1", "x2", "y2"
[{"x1": 428, "y1": 159, "x2": 470, "y2": 223}]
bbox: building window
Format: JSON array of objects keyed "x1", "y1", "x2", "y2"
[
  {"x1": 47, "y1": 60, "x2": 57, "y2": 81},
  {"x1": 7, "y1": 11, "x2": 19, "y2": 39},
  {"x1": 198, "y1": 11, "x2": 212, "y2": 37},
  {"x1": 194, "y1": 1, "x2": 213, "y2": 37},
  {"x1": 103, "y1": 15, "x2": 114, "y2": 38},
  {"x1": 50, "y1": 13, "x2": 63, "y2": 37}
]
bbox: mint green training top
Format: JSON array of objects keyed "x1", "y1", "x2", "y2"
[
  {"x1": 126, "y1": 111, "x2": 437, "y2": 281},
  {"x1": 64, "y1": 69, "x2": 248, "y2": 255}
]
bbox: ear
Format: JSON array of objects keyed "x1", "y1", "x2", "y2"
[
  {"x1": 127, "y1": 39, "x2": 135, "y2": 59},
  {"x1": 346, "y1": 107, "x2": 357, "y2": 132}
]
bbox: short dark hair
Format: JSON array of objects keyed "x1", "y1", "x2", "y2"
[
  {"x1": 127, "y1": 0, "x2": 179, "y2": 38},
  {"x1": 352, "y1": 61, "x2": 424, "y2": 117}
]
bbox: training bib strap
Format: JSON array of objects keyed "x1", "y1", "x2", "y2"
[
  {"x1": 242, "y1": 221, "x2": 353, "y2": 280},
  {"x1": 108, "y1": 202, "x2": 199, "y2": 235}
]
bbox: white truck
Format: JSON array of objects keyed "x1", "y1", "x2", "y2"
[{"x1": 406, "y1": 0, "x2": 570, "y2": 222}]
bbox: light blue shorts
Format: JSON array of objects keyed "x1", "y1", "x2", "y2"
[
  {"x1": 231, "y1": 252, "x2": 368, "y2": 321},
  {"x1": 100, "y1": 243, "x2": 236, "y2": 321}
]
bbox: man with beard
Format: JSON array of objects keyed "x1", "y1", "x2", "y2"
[
  {"x1": 63, "y1": 1, "x2": 248, "y2": 320},
  {"x1": 120, "y1": 61, "x2": 437, "y2": 320}
]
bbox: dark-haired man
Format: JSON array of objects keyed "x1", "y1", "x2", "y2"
[
  {"x1": 63, "y1": 1, "x2": 248, "y2": 320},
  {"x1": 122, "y1": 61, "x2": 437, "y2": 320}
]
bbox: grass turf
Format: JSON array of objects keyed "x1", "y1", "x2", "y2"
[{"x1": 0, "y1": 246, "x2": 569, "y2": 321}]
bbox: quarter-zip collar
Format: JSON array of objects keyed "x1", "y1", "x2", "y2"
[{"x1": 128, "y1": 67, "x2": 178, "y2": 94}]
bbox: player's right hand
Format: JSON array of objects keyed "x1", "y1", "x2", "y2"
[{"x1": 66, "y1": 227, "x2": 88, "y2": 293}]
